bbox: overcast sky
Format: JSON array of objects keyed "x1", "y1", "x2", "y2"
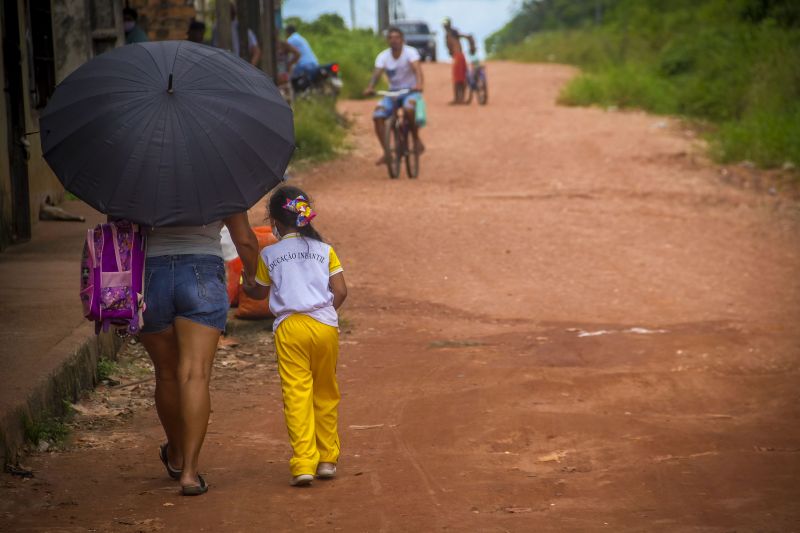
[{"x1": 282, "y1": 0, "x2": 520, "y2": 57}]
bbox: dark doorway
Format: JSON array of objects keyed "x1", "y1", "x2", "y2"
[{"x1": 2, "y1": 0, "x2": 31, "y2": 243}]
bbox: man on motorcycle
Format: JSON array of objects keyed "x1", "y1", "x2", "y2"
[
  {"x1": 286, "y1": 25, "x2": 320, "y2": 82},
  {"x1": 363, "y1": 26, "x2": 425, "y2": 165}
]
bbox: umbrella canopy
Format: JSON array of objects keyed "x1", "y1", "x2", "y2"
[{"x1": 40, "y1": 40, "x2": 294, "y2": 226}]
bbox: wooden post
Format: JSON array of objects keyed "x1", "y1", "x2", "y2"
[
  {"x1": 260, "y1": 0, "x2": 277, "y2": 80},
  {"x1": 216, "y1": 0, "x2": 232, "y2": 51},
  {"x1": 377, "y1": 0, "x2": 389, "y2": 34}
]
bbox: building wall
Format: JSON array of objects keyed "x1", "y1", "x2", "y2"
[
  {"x1": 16, "y1": 0, "x2": 62, "y2": 222},
  {"x1": 130, "y1": 0, "x2": 196, "y2": 41},
  {"x1": 52, "y1": 0, "x2": 93, "y2": 82},
  {"x1": 0, "y1": 19, "x2": 12, "y2": 249}
]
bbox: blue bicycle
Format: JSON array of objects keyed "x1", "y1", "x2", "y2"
[{"x1": 466, "y1": 60, "x2": 488, "y2": 106}]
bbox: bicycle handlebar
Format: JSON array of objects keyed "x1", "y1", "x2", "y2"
[{"x1": 377, "y1": 89, "x2": 412, "y2": 98}]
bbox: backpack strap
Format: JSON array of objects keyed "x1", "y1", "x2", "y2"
[{"x1": 109, "y1": 222, "x2": 123, "y2": 271}]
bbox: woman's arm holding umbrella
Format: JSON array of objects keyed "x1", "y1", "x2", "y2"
[{"x1": 224, "y1": 212, "x2": 267, "y2": 299}]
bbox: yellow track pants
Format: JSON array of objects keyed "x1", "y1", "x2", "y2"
[{"x1": 274, "y1": 313, "x2": 340, "y2": 476}]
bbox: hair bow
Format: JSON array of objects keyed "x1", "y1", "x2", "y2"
[{"x1": 283, "y1": 195, "x2": 316, "y2": 227}]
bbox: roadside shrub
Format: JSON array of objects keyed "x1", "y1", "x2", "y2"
[
  {"x1": 489, "y1": 1, "x2": 800, "y2": 168},
  {"x1": 293, "y1": 97, "x2": 347, "y2": 162}
]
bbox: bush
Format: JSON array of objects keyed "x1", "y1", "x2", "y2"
[
  {"x1": 490, "y1": 1, "x2": 800, "y2": 168},
  {"x1": 293, "y1": 97, "x2": 347, "y2": 162}
]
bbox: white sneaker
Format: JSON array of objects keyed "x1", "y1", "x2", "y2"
[
  {"x1": 290, "y1": 474, "x2": 314, "y2": 486},
  {"x1": 316, "y1": 462, "x2": 337, "y2": 479}
]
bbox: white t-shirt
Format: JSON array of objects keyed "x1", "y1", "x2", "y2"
[
  {"x1": 255, "y1": 234, "x2": 343, "y2": 331},
  {"x1": 375, "y1": 45, "x2": 420, "y2": 90}
]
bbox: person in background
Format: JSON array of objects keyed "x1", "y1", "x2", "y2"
[
  {"x1": 276, "y1": 37, "x2": 301, "y2": 102},
  {"x1": 285, "y1": 25, "x2": 319, "y2": 82},
  {"x1": 187, "y1": 19, "x2": 206, "y2": 44},
  {"x1": 363, "y1": 26, "x2": 425, "y2": 165},
  {"x1": 123, "y1": 7, "x2": 149, "y2": 44},
  {"x1": 212, "y1": 4, "x2": 262, "y2": 67},
  {"x1": 442, "y1": 17, "x2": 472, "y2": 104}
]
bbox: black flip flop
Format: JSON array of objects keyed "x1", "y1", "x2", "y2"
[
  {"x1": 159, "y1": 443, "x2": 182, "y2": 480},
  {"x1": 181, "y1": 474, "x2": 208, "y2": 496}
]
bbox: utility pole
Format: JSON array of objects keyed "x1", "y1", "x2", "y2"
[
  {"x1": 377, "y1": 0, "x2": 389, "y2": 33},
  {"x1": 260, "y1": 0, "x2": 277, "y2": 80},
  {"x1": 237, "y1": 0, "x2": 251, "y2": 62},
  {"x1": 216, "y1": 0, "x2": 232, "y2": 51},
  {"x1": 350, "y1": 0, "x2": 356, "y2": 29}
]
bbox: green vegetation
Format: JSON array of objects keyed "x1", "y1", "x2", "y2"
[
  {"x1": 284, "y1": 14, "x2": 385, "y2": 100},
  {"x1": 293, "y1": 97, "x2": 348, "y2": 162},
  {"x1": 489, "y1": 0, "x2": 800, "y2": 168},
  {"x1": 285, "y1": 14, "x2": 383, "y2": 163},
  {"x1": 23, "y1": 414, "x2": 70, "y2": 446},
  {"x1": 96, "y1": 357, "x2": 119, "y2": 382}
]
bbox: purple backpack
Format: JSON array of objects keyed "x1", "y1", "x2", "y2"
[{"x1": 79, "y1": 221, "x2": 147, "y2": 335}]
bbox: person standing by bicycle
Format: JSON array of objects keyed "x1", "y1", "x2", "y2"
[
  {"x1": 363, "y1": 26, "x2": 425, "y2": 166},
  {"x1": 443, "y1": 17, "x2": 473, "y2": 104}
]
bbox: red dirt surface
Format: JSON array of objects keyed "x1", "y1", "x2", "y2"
[{"x1": 2, "y1": 62, "x2": 799, "y2": 532}]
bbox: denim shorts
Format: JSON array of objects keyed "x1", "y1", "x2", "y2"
[
  {"x1": 373, "y1": 91, "x2": 421, "y2": 119},
  {"x1": 141, "y1": 254, "x2": 228, "y2": 334}
]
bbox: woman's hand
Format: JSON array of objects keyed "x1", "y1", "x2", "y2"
[{"x1": 223, "y1": 212, "x2": 259, "y2": 280}]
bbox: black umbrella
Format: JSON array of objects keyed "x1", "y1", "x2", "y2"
[{"x1": 40, "y1": 40, "x2": 294, "y2": 226}]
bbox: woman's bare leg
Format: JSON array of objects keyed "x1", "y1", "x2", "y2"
[
  {"x1": 173, "y1": 318, "x2": 221, "y2": 487},
  {"x1": 140, "y1": 327, "x2": 183, "y2": 469}
]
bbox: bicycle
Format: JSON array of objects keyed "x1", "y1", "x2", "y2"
[
  {"x1": 377, "y1": 89, "x2": 421, "y2": 179},
  {"x1": 466, "y1": 60, "x2": 488, "y2": 105}
]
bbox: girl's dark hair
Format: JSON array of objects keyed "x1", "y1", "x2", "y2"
[{"x1": 268, "y1": 185, "x2": 324, "y2": 242}]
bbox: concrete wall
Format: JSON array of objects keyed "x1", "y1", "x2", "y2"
[
  {"x1": 16, "y1": 1, "x2": 62, "y2": 222},
  {"x1": 130, "y1": 0, "x2": 196, "y2": 41},
  {"x1": 52, "y1": 0, "x2": 93, "y2": 82},
  {"x1": 0, "y1": 0, "x2": 126, "y2": 245},
  {"x1": 0, "y1": 18, "x2": 12, "y2": 249}
]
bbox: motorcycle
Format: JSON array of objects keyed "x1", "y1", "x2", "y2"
[{"x1": 291, "y1": 63, "x2": 343, "y2": 98}]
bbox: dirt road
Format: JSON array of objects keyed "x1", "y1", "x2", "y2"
[{"x1": 2, "y1": 62, "x2": 799, "y2": 532}]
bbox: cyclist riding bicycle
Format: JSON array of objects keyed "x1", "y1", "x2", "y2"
[{"x1": 363, "y1": 26, "x2": 425, "y2": 166}]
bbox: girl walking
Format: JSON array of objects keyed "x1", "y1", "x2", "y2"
[{"x1": 244, "y1": 186, "x2": 347, "y2": 486}]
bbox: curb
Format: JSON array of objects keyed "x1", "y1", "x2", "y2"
[{"x1": 0, "y1": 324, "x2": 123, "y2": 466}]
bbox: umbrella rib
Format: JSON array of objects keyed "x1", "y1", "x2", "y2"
[
  {"x1": 176, "y1": 98, "x2": 250, "y2": 210},
  {"x1": 180, "y1": 97, "x2": 287, "y2": 192},
  {"x1": 102, "y1": 99, "x2": 169, "y2": 218},
  {"x1": 46, "y1": 93, "x2": 159, "y2": 188},
  {"x1": 171, "y1": 99, "x2": 207, "y2": 224},
  {"x1": 184, "y1": 93, "x2": 293, "y2": 167}
]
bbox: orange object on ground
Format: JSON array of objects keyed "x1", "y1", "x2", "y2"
[
  {"x1": 225, "y1": 257, "x2": 243, "y2": 307},
  {"x1": 452, "y1": 52, "x2": 467, "y2": 84},
  {"x1": 235, "y1": 226, "x2": 278, "y2": 319}
]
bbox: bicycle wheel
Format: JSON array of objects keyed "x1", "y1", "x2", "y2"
[
  {"x1": 477, "y1": 72, "x2": 488, "y2": 105},
  {"x1": 405, "y1": 125, "x2": 420, "y2": 178},
  {"x1": 384, "y1": 117, "x2": 401, "y2": 179}
]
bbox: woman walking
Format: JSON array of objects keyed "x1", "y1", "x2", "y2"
[{"x1": 141, "y1": 214, "x2": 260, "y2": 495}]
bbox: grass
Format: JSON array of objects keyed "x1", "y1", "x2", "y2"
[
  {"x1": 285, "y1": 14, "x2": 381, "y2": 163},
  {"x1": 96, "y1": 357, "x2": 119, "y2": 382},
  {"x1": 23, "y1": 414, "x2": 70, "y2": 446},
  {"x1": 490, "y1": 3, "x2": 800, "y2": 169},
  {"x1": 293, "y1": 97, "x2": 349, "y2": 163}
]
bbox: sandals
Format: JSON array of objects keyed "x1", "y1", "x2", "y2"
[
  {"x1": 160, "y1": 442, "x2": 208, "y2": 496},
  {"x1": 159, "y1": 443, "x2": 182, "y2": 480},
  {"x1": 181, "y1": 474, "x2": 208, "y2": 496}
]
